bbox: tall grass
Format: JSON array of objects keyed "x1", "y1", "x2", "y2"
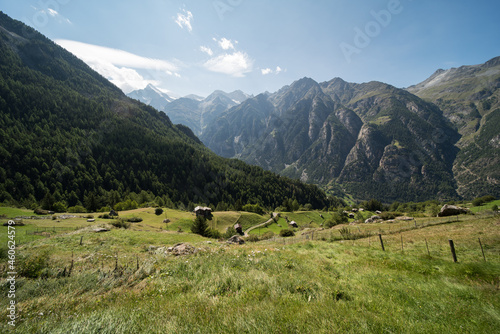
[{"x1": 1, "y1": 213, "x2": 499, "y2": 333}]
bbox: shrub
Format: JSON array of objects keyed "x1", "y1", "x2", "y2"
[
  {"x1": 98, "y1": 214, "x2": 111, "y2": 219},
  {"x1": 325, "y1": 211, "x2": 348, "y2": 228},
  {"x1": 67, "y1": 205, "x2": 87, "y2": 213},
  {"x1": 111, "y1": 219, "x2": 131, "y2": 229},
  {"x1": 242, "y1": 203, "x2": 265, "y2": 215},
  {"x1": 52, "y1": 201, "x2": 67, "y2": 213},
  {"x1": 472, "y1": 195, "x2": 496, "y2": 207},
  {"x1": 126, "y1": 217, "x2": 143, "y2": 223},
  {"x1": 246, "y1": 234, "x2": 260, "y2": 242},
  {"x1": 34, "y1": 208, "x2": 49, "y2": 215},
  {"x1": 261, "y1": 231, "x2": 275, "y2": 240},
  {"x1": 114, "y1": 199, "x2": 139, "y2": 211},
  {"x1": 18, "y1": 251, "x2": 50, "y2": 278},
  {"x1": 279, "y1": 229, "x2": 295, "y2": 237},
  {"x1": 339, "y1": 227, "x2": 352, "y2": 240},
  {"x1": 206, "y1": 228, "x2": 222, "y2": 239},
  {"x1": 155, "y1": 208, "x2": 164, "y2": 216},
  {"x1": 223, "y1": 226, "x2": 238, "y2": 239}
]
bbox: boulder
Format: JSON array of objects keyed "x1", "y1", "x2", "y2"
[
  {"x1": 437, "y1": 205, "x2": 470, "y2": 217},
  {"x1": 93, "y1": 227, "x2": 110, "y2": 233},
  {"x1": 167, "y1": 243, "x2": 196, "y2": 256},
  {"x1": 227, "y1": 235, "x2": 245, "y2": 245}
]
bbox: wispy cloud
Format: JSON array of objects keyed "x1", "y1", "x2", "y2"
[
  {"x1": 175, "y1": 10, "x2": 193, "y2": 32},
  {"x1": 204, "y1": 51, "x2": 253, "y2": 77},
  {"x1": 200, "y1": 46, "x2": 213, "y2": 56},
  {"x1": 261, "y1": 68, "x2": 272, "y2": 75},
  {"x1": 261, "y1": 66, "x2": 284, "y2": 75},
  {"x1": 55, "y1": 39, "x2": 180, "y2": 93},
  {"x1": 215, "y1": 37, "x2": 236, "y2": 50},
  {"x1": 34, "y1": 7, "x2": 72, "y2": 24}
]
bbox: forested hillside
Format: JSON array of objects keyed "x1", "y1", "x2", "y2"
[{"x1": 0, "y1": 12, "x2": 328, "y2": 211}]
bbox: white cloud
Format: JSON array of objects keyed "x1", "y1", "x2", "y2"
[
  {"x1": 217, "y1": 37, "x2": 235, "y2": 50},
  {"x1": 47, "y1": 8, "x2": 58, "y2": 17},
  {"x1": 175, "y1": 10, "x2": 193, "y2": 32},
  {"x1": 200, "y1": 46, "x2": 213, "y2": 56},
  {"x1": 261, "y1": 68, "x2": 272, "y2": 75},
  {"x1": 261, "y1": 66, "x2": 284, "y2": 75},
  {"x1": 204, "y1": 52, "x2": 253, "y2": 77},
  {"x1": 40, "y1": 7, "x2": 72, "y2": 24},
  {"x1": 55, "y1": 39, "x2": 180, "y2": 93}
]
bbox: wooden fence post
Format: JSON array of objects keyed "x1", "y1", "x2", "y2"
[
  {"x1": 425, "y1": 238, "x2": 430, "y2": 257},
  {"x1": 80, "y1": 236, "x2": 83, "y2": 246},
  {"x1": 378, "y1": 234, "x2": 385, "y2": 251},
  {"x1": 478, "y1": 238, "x2": 486, "y2": 262},
  {"x1": 449, "y1": 239, "x2": 458, "y2": 263},
  {"x1": 401, "y1": 234, "x2": 404, "y2": 252}
]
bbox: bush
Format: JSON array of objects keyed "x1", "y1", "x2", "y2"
[
  {"x1": 223, "y1": 226, "x2": 238, "y2": 239},
  {"x1": 111, "y1": 219, "x2": 131, "y2": 229},
  {"x1": 155, "y1": 208, "x2": 164, "y2": 216},
  {"x1": 114, "y1": 199, "x2": 139, "y2": 211},
  {"x1": 242, "y1": 203, "x2": 265, "y2": 215},
  {"x1": 206, "y1": 228, "x2": 222, "y2": 239},
  {"x1": 98, "y1": 214, "x2": 111, "y2": 219},
  {"x1": 126, "y1": 217, "x2": 143, "y2": 223},
  {"x1": 261, "y1": 231, "x2": 275, "y2": 240},
  {"x1": 34, "y1": 208, "x2": 49, "y2": 215},
  {"x1": 246, "y1": 234, "x2": 260, "y2": 242},
  {"x1": 18, "y1": 251, "x2": 50, "y2": 278},
  {"x1": 472, "y1": 195, "x2": 496, "y2": 207},
  {"x1": 67, "y1": 205, "x2": 87, "y2": 213},
  {"x1": 325, "y1": 211, "x2": 348, "y2": 228},
  {"x1": 279, "y1": 229, "x2": 295, "y2": 237},
  {"x1": 52, "y1": 201, "x2": 67, "y2": 213}
]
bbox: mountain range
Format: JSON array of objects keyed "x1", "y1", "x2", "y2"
[
  {"x1": 0, "y1": 11, "x2": 328, "y2": 210},
  {"x1": 196, "y1": 58, "x2": 500, "y2": 202},
  {"x1": 127, "y1": 87, "x2": 251, "y2": 136}
]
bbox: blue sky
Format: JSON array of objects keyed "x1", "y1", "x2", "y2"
[{"x1": 2, "y1": 0, "x2": 500, "y2": 97}]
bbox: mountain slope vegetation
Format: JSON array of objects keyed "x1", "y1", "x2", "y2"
[
  {"x1": 0, "y1": 12, "x2": 328, "y2": 211},
  {"x1": 408, "y1": 57, "x2": 500, "y2": 199}
]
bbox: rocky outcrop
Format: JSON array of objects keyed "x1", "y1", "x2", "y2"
[
  {"x1": 437, "y1": 205, "x2": 470, "y2": 217},
  {"x1": 227, "y1": 235, "x2": 245, "y2": 245}
]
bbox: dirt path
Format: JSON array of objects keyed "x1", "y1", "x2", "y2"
[{"x1": 244, "y1": 213, "x2": 278, "y2": 237}]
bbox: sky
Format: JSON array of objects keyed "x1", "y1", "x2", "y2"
[{"x1": 2, "y1": 0, "x2": 500, "y2": 98}]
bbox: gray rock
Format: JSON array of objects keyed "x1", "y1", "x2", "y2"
[
  {"x1": 227, "y1": 235, "x2": 245, "y2": 245},
  {"x1": 437, "y1": 205, "x2": 469, "y2": 217}
]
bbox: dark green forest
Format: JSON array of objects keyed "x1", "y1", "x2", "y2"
[{"x1": 0, "y1": 12, "x2": 329, "y2": 212}]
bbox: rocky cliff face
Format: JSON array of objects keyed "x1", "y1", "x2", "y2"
[
  {"x1": 408, "y1": 56, "x2": 500, "y2": 199},
  {"x1": 202, "y1": 77, "x2": 460, "y2": 202}
]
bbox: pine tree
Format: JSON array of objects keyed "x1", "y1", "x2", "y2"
[{"x1": 191, "y1": 216, "x2": 208, "y2": 236}]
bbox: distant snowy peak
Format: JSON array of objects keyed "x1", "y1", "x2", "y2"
[{"x1": 127, "y1": 84, "x2": 177, "y2": 111}]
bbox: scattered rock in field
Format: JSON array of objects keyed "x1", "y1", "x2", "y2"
[
  {"x1": 93, "y1": 227, "x2": 110, "y2": 233},
  {"x1": 437, "y1": 205, "x2": 470, "y2": 217},
  {"x1": 227, "y1": 235, "x2": 245, "y2": 245},
  {"x1": 167, "y1": 243, "x2": 197, "y2": 256},
  {"x1": 396, "y1": 216, "x2": 414, "y2": 221},
  {"x1": 148, "y1": 245, "x2": 158, "y2": 252}
]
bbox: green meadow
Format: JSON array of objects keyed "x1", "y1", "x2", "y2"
[{"x1": 0, "y1": 207, "x2": 499, "y2": 333}]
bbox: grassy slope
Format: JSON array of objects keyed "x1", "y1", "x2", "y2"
[{"x1": 1, "y1": 211, "x2": 499, "y2": 333}]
